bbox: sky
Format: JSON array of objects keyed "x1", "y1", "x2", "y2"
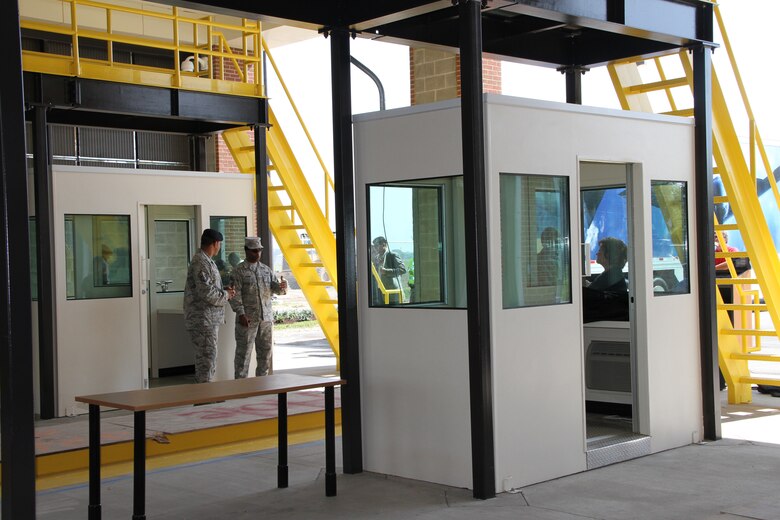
[{"x1": 266, "y1": 0, "x2": 780, "y2": 181}]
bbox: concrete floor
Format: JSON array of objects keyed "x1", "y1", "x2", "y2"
[{"x1": 36, "y1": 435, "x2": 780, "y2": 520}]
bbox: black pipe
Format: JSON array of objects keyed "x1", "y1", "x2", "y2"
[{"x1": 350, "y1": 56, "x2": 386, "y2": 111}]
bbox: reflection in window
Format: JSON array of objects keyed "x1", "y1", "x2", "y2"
[
  {"x1": 65, "y1": 214, "x2": 132, "y2": 300},
  {"x1": 210, "y1": 216, "x2": 247, "y2": 286},
  {"x1": 500, "y1": 174, "x2": 571, "y2": 308},
  {"x1": 651, "y1": 181, "x2": 689, "y2": 295},
  {"x1": 368, "y1": 176, "x2": 466, "y2": 308}
]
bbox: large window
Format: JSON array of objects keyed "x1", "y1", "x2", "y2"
[
  {"x1": 368, "y1": 176, "x2": 466, "y2": 308},
  {"x1": 210, "y1": 216, "x2": 248, "y2": 286},
  {"x1": 500, "y1": 173, "x2": 571, "y2": 308},
  {"x1": 65, "y1": 214, "x2": 132, "y2": 300},
  {"x1": 651, "y1": 181, "x2": 689, "y2": 295}
]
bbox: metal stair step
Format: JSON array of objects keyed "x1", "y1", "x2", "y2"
[
  {"x1": 300, "y1": 262, "x2": 324, "y2": 268},
  {"x1": 661, "y1": 108, "x2": 694, "y2": 117},
  {"x1": 270, "y1": 205, "x2": 294, "y2": 211},
  {"x1": 279, "y1": 225, "x2": 304, "y2": 230},
  {"x1": 627, "y1": 76, "x2": 689, "y2": 94},
  {"x1": 731, "y1": 352, "x2": 780, "y2": 361},
  {"x1": 308, "y1": 280, "x2": 332, "y2": 286},
  {"x1": 715, "y1": 251, "x2": 749, "y2": 258},
  {"x1": 718, "y1": 303, "x2": 767, "y2": 311},
  {"x1": 268, "y1": 185, "x2": 285, "y2": 191},
  {"x1": 716, "y1": 278, "x2": 757, "y2": 285},
  {"x1": 740, "y1": 376, "x2": 780, "y2": 386},
  {"x1": 713, "y1": 195, "x2": 729, "y2": 203},
  {"x1": 289, "y1": 244, "x2": 314, "y2": 249},
  {"x1": 319, "y1": 298, "x2": 338, "y2": 304},
  {"x1": 721, "y1": 329, "x2": 777, "y2": 337},
  {"x1": 715, "y1": 223, "x2": 739, "y2": 231}
]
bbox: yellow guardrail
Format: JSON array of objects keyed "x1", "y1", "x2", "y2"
[
  {"x1": 20, "y1": 0, "x2": 263, "y2": 97},
  {"x1": 371, "y1": 263, "x2": 403, "y2": 305}
]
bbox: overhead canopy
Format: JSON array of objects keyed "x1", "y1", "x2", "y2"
[{"x1": 155, "y1": 0, "x2": 714, "y2": 67}]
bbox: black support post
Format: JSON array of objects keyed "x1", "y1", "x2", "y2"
[
  {"x1": 254, "y1": 124, "x2": 271, "y2": 264},
  {"x1": 133, "y1": 411, "x2": 146, "y2": 520},
  {"x1": 325, "y1": 385, "x2": 336, "y2": 496},
  {"x1": 0, "y1": 1, "x2": 37, "y2": 518},
  {"x1": 458, "y1": 0, "x2": 496, "y2": 500},
  {"x1": 32, "y1": 104, "x2": 58, "y2": 419},
  {"x1": 88, "y1": 404, "x2": 102, "y2": 520},
  {"x1": 558, "y1": 65, "x2": 587, "y2": 105},
  {"x1": 330, "y1": 26, "x2": 363, "y2": 474},
  {"x1": 693, "y1": 44, "x2": 720, "y2": 441}
]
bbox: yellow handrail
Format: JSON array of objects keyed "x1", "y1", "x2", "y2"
[
  {"x1": 262, "y1": 38, "x2": 335, "y2": 223},
  {"x1": 21, "y1": 0, "x2": 263, "y2": 97},
  {"x1": 371, "y1": 263, "x2": 403, "y2": 305}
]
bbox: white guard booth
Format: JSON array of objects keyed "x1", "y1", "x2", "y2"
[
  {"x1": 49, "y1": 165, "x2": 254, "y2": 417},
  {"x1": 354, "y1": 94, "x2": 702, "y2": 490}
]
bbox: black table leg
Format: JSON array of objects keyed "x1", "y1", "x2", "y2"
[
  {"x1": 278, "y1": 392, "x2": 288, "y2": 488},
  {"x1": 88, "y1": 404, "x2": 101, "y2": 520},
  {"x1": 325, "y1": 386, "x2": 336, "y2": 496},
  {"x1": 132, "y1": 411, "x2": 146, "y2": 520}
]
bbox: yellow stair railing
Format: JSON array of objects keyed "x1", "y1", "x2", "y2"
[
  {"x1": 608, "y1": 4, "x2": 780, "y2": 403},
  {"x1": 370, "y1": 263, "x2": 403, "y2": 305},
  {"x1": 20, "y1": 0, "x2": 263, "y2": 97},
  {"x1": 222, "y1": 39, "x2": 339, "y2": 365}
]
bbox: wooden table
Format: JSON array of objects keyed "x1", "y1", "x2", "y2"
[{"x1": 76, "y1": 373, "x2": 344, "y2": 520}]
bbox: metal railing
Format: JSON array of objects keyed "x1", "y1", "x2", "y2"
[{"x1": 21, "y1": 0, "x2": 263, "y2": 97}]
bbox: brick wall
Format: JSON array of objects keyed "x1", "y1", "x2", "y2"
[
  {"x1": 213, "y1": 47, "x2": 256, "y2": 173},
  {"x1": 410, "y1": 47, "x2": 502, "y2": 105}
]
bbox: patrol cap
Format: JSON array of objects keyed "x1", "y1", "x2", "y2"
[
  {"x1": 201, "y1": 228, "x2": 224, "y2": 244},
  {"x1": 372, "y1": 236, "x2": 387, "y2": 246},
  {"x1": 245, "y1": 236, "x2": 263, "y2": 250}
]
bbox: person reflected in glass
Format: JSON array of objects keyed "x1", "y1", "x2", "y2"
[
  {"x1": 537, "y1": 227, "x2": 560, "y2": 286},
  {"x1": 95, "y1": 244, "x2": 113, "y2": 285},
  {"x1": 371, "y1": 236, "x2": 407, "y2": 304}
]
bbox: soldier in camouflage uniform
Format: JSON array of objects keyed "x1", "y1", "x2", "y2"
[
  {"x1": 230, "y1": 236, "x2": 287, "y2": 378},
  {"x1": 183, "y1": 229, "x2": 236, "y2": 383}
]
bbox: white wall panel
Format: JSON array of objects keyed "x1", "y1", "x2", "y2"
[{"x1": 53, "y1": 165, "x2": 253, "y2": 416}]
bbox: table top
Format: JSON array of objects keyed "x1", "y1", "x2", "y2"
[{"x1": 75, "y1": 373, "x2": 344, "y2": 412}]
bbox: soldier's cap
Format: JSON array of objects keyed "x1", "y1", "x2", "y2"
[
  {"x1": 201, "y1": 229, "x2": 224, "y2": 242},
  {"x1": 245, "y1": 236, "x2": 263, "y2": 250},
  {"x1": 372, "y1": 236, "x2": 387, "y2": 246}
]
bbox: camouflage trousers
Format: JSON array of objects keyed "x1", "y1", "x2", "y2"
[
  {"x1": 234, "y1": 319, "x2": 274, "y2": 378},
  {"x1": 187, "y1": 325, "x2": 220, "y2": 383}
]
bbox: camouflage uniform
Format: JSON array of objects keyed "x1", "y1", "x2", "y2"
[
  {"x1": 229, "y1": 260, "x2": 284, "y2": 377},
  {"x1": 183, "y1": 249, "x2": 229, "y2": 383}
]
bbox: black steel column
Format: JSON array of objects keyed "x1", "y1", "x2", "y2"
[
  {"x1": 32, "y1": 104, "x2": 57, "y2": 419},
  {"x1": 254, "y1": 124, "x2": 271, "y2": 265},
  {"x1": 458, "y1": 0, "x2": 495, "y2": 500},
  {"x1": 693, "y1": 44, "x2": 719, "y2": 440},
  {"x1": 558, "y1": 66, "x2": 587, "y2": 105},
  {"x1": 330, "y1": 26, "x2": 363, "y2": 474},
  {"x1": 0, "y1": 0, "x2": 37, "y2": 517},
  {"x1": 277, "y1": 392, "x2": 288, "y2": 488}
]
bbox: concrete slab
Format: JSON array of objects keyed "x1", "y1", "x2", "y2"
[{"x1": 36, "y1": 438, "x2": 780, "y2": 520}]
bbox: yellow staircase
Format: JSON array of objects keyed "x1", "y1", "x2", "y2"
[
  {"x1": 222, "y1": 113, "x2": 339, "y2": 364},
  {"x1": 608, "y1": 5, "x2": 780, "y2": 403}
]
